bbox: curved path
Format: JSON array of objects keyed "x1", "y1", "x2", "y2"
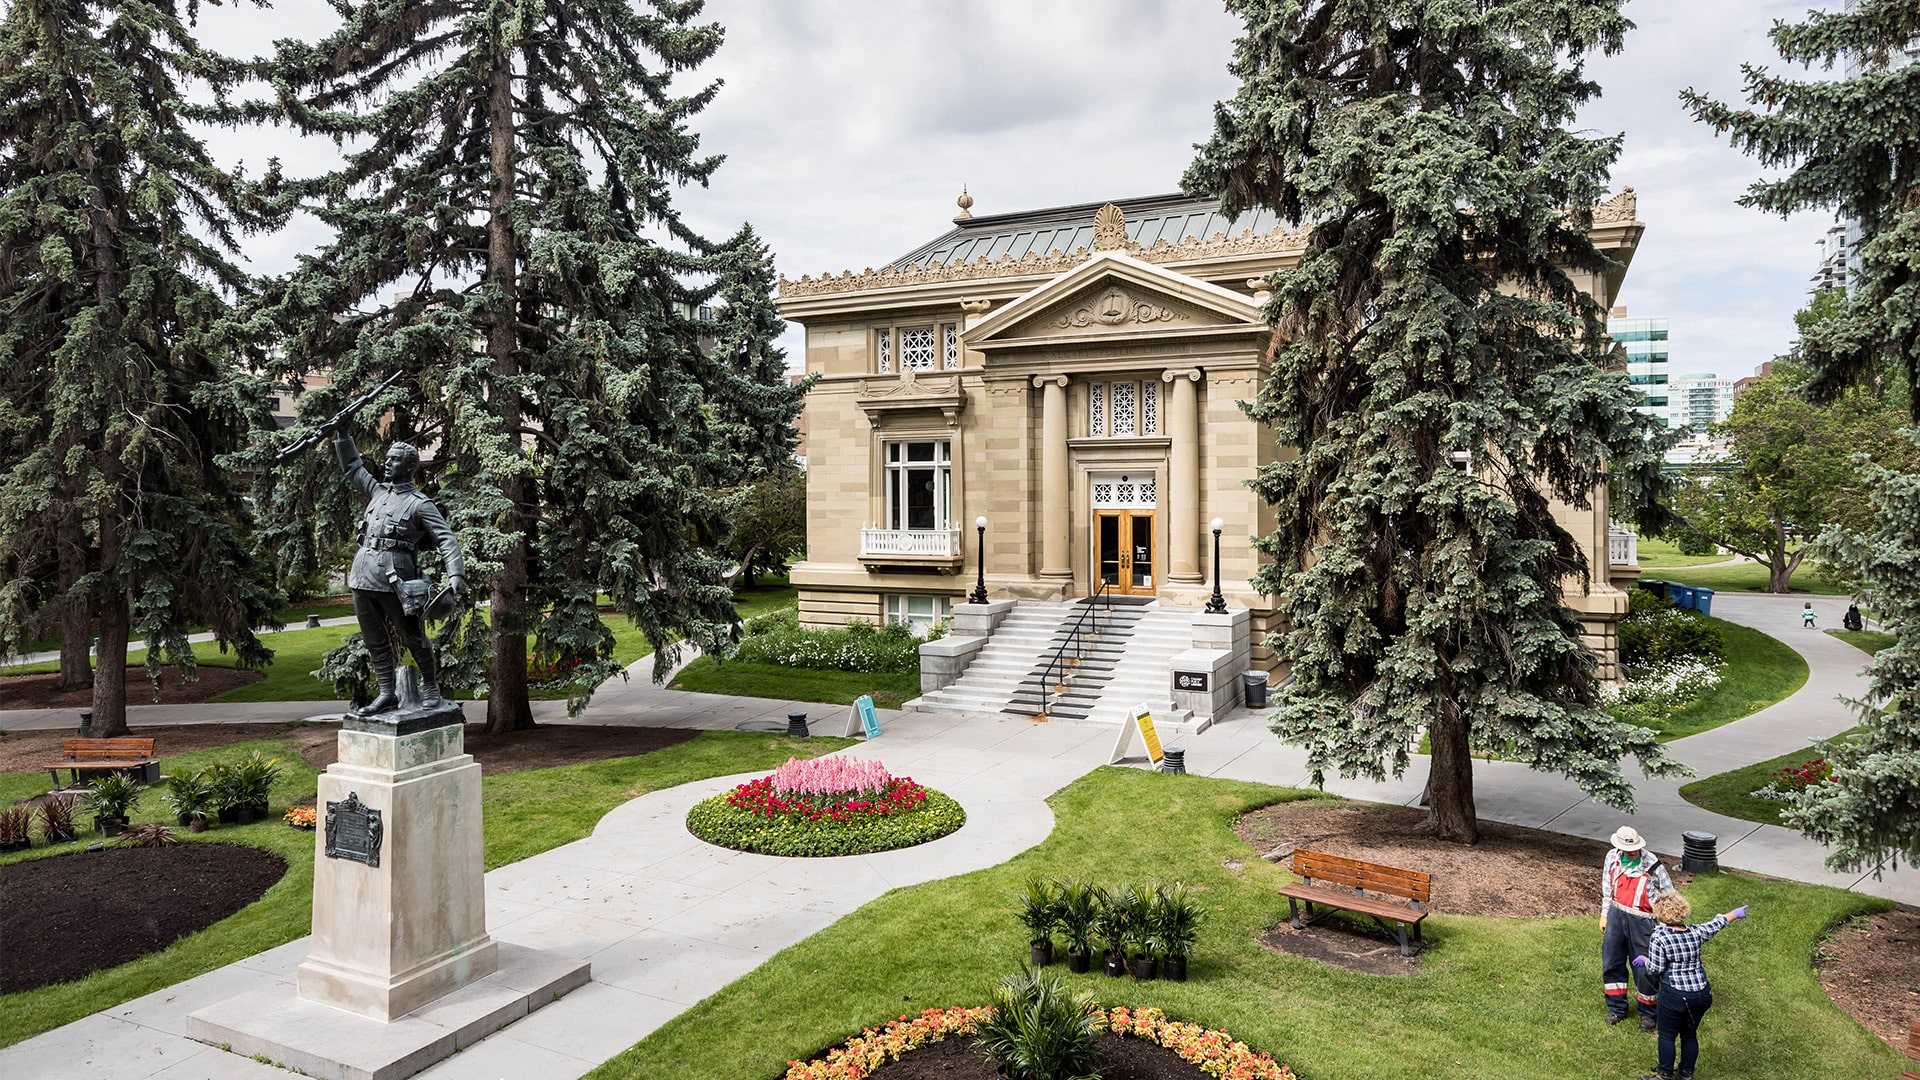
[{"x1": 1, "y1": 592, "x2": 1913, "y2": 1080}]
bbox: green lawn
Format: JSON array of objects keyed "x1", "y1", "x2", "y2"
[
  {"x1": 1651, "y1": 562, "x2": 1848, "y2": 595},
  {"x1": 0, "y1": 727, "x2": 848, "y2": 1048},
  {"x1": 1827, "y1": 629, "x2": 1897, "y2": 656},
  {"x1": 1680, "y1": 729, "x2": 1859, "y2": 828},
  {"x1": 1635, "y1": 535, "x2": 1731, "y2": 568},
  {"x1": 670, "y1": 656, "x2": 921, "y2": 709},
  {"x1": 588, "y1": 768, "x2": 1901, "y2": 1080},
  {"x1": 1640, "y1": 618, "x2": 1809, "y2": 741},
  {"x1": 2, "y1": 580, "x2": 800, "y2": 705}
]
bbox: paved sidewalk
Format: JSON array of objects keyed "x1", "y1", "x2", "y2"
[{"x1": 1, "y1": 589, "x2": 1911, "y2": 1080}]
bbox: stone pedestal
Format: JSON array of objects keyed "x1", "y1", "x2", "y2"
[{"x1": 297, "y1": 719, "x2": 497, "y2": 1022}]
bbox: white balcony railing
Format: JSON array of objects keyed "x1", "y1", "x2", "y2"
[
  {"x1": 861, "y1": 526, "x2": 964, "y2": 558},
  {"x1": 1608, "y1": 528, "x2": 1638, "y2": 567}
]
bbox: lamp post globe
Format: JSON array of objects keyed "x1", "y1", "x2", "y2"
[
  {"x1": 969, "y1": 517, "x2": 989, "y2": 605},
  {"x1": 1205, "y1": 517, "x2": 1228, "y2": 614}
]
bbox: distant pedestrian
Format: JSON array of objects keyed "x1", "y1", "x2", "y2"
[
  {"x1": 1802, "y1": 602, "x2": 1817, "y2": 629},
  {"x1": 1633, "y1": 892, "x2": 1748, "y2": 1080},
  {"x1": 1600, "y1": 826, "x2": 1673, "y2": 1030},
  {"x1": 1844, "y1": 604, "x2": 1864, "y2": 632}
]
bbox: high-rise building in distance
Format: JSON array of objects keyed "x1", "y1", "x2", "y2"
[
  {"x1": 1608, "y1": 307, "x2": 1669, "y2": 427},
  {"x1": 1669, "y1": 373, "x2": 1736, "y2": 431}
]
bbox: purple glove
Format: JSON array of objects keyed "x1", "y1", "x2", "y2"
[
  {"x1": 1729, "y1": 905, "x2": 1748, "y2": 920},
  {"x1": 1632, "y1": 955, "x2": 1647, "y2": 968}
]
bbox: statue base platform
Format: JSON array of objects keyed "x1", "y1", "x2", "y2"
[
  {"x1": 187, "y1": 942, "x2": 588, "y2": 1080},
  {"x1": 342, "y1": 697, "x2": 464, "y2": 736}
]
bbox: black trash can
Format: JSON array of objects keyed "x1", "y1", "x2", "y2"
[
  {"x1": 1242, "y1": 670, "x2": 1269, "y2": 709},
  {"x1": 1681, "y1": 830, "x2": 1719, "y2": 874},
  {"x1": 1161, "y1": 748, "x2": 1186, "y2": 775},
  {"x1": 786, "y1": 712, "x2": 811, "y2": 739},
  {"x1": 1639, "y1": 579, "x2": 1669, "y2": 600}
]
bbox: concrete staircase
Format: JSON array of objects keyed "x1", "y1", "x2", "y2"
[{"x1": 908, "y1": 600, "x2": 1196, "y2": 728}]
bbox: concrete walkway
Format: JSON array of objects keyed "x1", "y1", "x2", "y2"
[{"x1": 1, "y1": 590, "x2": 1912, "y2": 1079}]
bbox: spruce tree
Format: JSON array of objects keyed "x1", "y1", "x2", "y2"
[
  {"x1": 0, "y1": 0, "x2": 282, "y2": 734},
  {"x1": 1682, "y1": 1, "x2": 1920, "y2": 420},
  {"x1": 248, "y1": 0, "x2": 800, "y2": 730},
  {"x1": 1792, "y1": 435, "x2": 1920, "y2": 872},
  {"x1": 1185, "y1": 0, "x2": 1678, "y2": 841}
]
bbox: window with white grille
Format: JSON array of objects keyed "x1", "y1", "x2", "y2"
[
  {"x1": 876, "y1": 329, "x2": 892, "y2": 374},
  {"x1": 901, "y1": 327, "x2": 936, "y2": 371},
  {"x1": 943, "y1": 325, "x2": 959, "y2": 369},
  {"x1": 873, "y1": 322, "x2": 961, "y2": 374},
  {"x1": 1088, "y1": 380, "x2": 1158, "y2": 437}
]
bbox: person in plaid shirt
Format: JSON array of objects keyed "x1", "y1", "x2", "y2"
[
  {"x1": 1600, "y1": 826, "x2": 1674, "y2": 1029},
  {"x1": 1632, "y1": 891, "x2": 1749, "y2": 1080}
]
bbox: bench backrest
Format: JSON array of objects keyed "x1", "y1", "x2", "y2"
[
  {"x1": 58, "y1": 738, "x2": 156, "y2": 761},
  {"x1": 1292, "y1": 849, "x2": 1431, "y2": 905},
  {"x1": 1908, "y1": 1020, "x2": 1919, "y2": 1064}
]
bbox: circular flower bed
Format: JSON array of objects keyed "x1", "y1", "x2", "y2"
[
  {"x1": 782, "y1": 1004, "x2": 1294, "y2": 1080},
  {"x1": 686, "y1": 756, "x2": 965, "y2": 857}
]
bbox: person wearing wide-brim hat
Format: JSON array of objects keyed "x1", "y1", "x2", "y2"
[{"x1": 1601, "y1": 825, "x2": 1675, "y2": 1030}]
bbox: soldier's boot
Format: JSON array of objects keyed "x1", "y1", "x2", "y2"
[
  {"x1": 357, "y1": 643, "x2": 400, "y2": 715},
  {"x1": 416, "y1": 652, "x2": 444, "y2": 706}
]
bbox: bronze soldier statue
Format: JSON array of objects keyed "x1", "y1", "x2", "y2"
[{"x1": 327, "y1": 424, "x2": 464, "y2": 716}]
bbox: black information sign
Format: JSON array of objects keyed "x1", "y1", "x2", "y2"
[
  {"x1": 324, "y1": 791, "x2": 384, "y2": 867},
  {"x1": 1173, "y1": 671, "x2": 1209, "y2": 692}
]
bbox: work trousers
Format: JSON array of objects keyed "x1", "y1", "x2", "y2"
[
  {"x1": 1656, "y1": 984, "x2": 1713, "y2": 1075},
  {"x1": 1602, "y1": 905, "x2": 1659, "y2": 1018},
  {"x1": 353, "y1": 588, "x2": 438, "y2": 691}
]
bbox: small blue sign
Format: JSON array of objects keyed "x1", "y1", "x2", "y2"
[{"x1": 855, "y1": 695, "x2": 882, "y2": 739}]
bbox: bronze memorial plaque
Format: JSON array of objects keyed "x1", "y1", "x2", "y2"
[{"x1": 324, "y1": 791, "x2": 384, "y2": 867}]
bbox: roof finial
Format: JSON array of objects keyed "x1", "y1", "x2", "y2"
[{"x1": 953, "y1": 185, "x2": 974, "y2": 222}]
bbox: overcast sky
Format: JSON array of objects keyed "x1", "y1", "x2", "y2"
[{"x1": 192, "y1": 0, "x2": 1838, "y2": 380}]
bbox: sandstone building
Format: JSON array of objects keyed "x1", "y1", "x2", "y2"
[{"x1": 778, "y1": 191, "x2": 1645, "y2": 723}]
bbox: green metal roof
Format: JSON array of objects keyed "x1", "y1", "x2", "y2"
[{"x1": 890, "y1": 193, "x2": 1290, "y2": 270}]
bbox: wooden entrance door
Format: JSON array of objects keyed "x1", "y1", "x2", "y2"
[{"x1": 1095, "y1": 510, "x2": 1155, "y2": 595}]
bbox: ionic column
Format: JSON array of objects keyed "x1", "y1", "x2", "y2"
[
  {"x1": 1165, "y1": 369, "x2": 1204, "y2": 583},
  {"x1": 1036, "y1": 375, "x2": 1070, "y2": 578}
]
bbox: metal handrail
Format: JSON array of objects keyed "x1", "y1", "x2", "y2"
[{"x1": 1036, "y1": 577, "x2": 1113, "y2": 719}]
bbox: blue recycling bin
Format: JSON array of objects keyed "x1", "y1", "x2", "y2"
[
  {"x1": 1693, "y1": 587, "x2": 1714, "y2": 617},
  {"x1": 1669, "y1": 584, "x2": 1696, "y2": 610}
]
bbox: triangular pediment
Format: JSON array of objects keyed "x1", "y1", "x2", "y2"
[{"x1": 965, "y1": 252, "x2": 1264, "y2": 349}]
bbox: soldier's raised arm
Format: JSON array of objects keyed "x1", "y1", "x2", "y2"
[{"x1": 333, "y1": 430, "x2": 377, "y2": 499}]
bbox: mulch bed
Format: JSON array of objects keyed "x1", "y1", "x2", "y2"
[
  {"x1": 0, "y1": 666, "x2": 265, "y2": 710},
  {"x1": 865, "y1": 1032, "x2": 1208, "y2": 1079},
  {"x1": 0, "y1": 842, "x2": 288, "y2": 993},
  {"x1": 1816, "y1": 907, "x2": 1920, "y2": 1053},
  {"x1": 0, "y1": 721, "x2": 701, "y2": 779}
]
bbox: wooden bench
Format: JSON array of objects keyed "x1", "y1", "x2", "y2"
[
  {"x1": 1278, "y1": 849, "x2": 1431, "y2": 956},
  {"x1": 42, "y1": 738, "x2": 158, "y2": 790},
  {"x1": 1900, "y1": 1018, "x2": 1919, "y2": 1080}
]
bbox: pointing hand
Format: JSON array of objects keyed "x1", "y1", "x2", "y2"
[{"x1": 1729, "y1": 905, "x2": 1747, "y2": 920}]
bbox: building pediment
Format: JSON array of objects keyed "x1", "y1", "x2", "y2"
[{"x1": 963, "y1": 251, "x2": 1265, "y2": 355}]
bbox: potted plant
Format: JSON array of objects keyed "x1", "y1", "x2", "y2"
[
  {"x1": 209, "y1": 762, "x2": 252, "y2": 824},
  {"x1": 164, "y1": 771, "x2": 216, "y2": 832},
  {"x1": 235, "y1": 752, "x2": 283, "y2": 819},
  {"x1": 0, "y1": 806, "x2": 32, "y2": 852},
  {"x1": 1154, "y1": 883, "x2": 1206, "y2": 982},
  {"x1": 85, "y1": 773, "x2": 142, "y2": 836},
  {"x1": 1120, "y1": 884, "x2": 1158, "y2": 981},
  {"x1": 1056, "y1": 880, "x2": 1100, "y2": 974},
  {"x1": 1016, "y1": 877, "x2": 1060, "y2": 967},
  {"x1": 38, "y1": 796, "x2": 78, "y2": 844},
  {"x1": 1092, "y1": 887, "x2": 1130, "y2": 978}
]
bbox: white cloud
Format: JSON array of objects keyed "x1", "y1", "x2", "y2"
[{"x1": 177, "y1": 0, "x2": 1843, "y2": 379}]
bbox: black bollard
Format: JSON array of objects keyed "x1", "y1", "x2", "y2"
[
  {"x1": 1161, "y1": 747, "x2": 1186, "y2": 775},
  {"x1": 1681, "y1": 831, "x2": 1719, "y2": 874},
  {"x1": 786, "y1": 712, "x2": 811, "y2": 739}
]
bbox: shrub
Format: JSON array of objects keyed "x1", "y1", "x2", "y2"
[
  {"x1": 1775, "y1": 756, "x2": 1833, "y2": 792},
  {"x1": 118, "y1": 822, "x2": 177, "y2": 848},
  {"x1": 1152, "y1": 883, "x2": 1205, "y2": 959},
  {"x1": 1017, "y1": 878, "x2": 1060, "y2": 947},
  {"x1": 38, "y1": 797, "x2": 77, "y2": 842},
  {"x1": 1055, "y1": 881, "x2": 1101, "y2": 955},
  {"x1": 84, "y1": 773, "x2": 142, "y2": 822},
  {"x1": 1620, "y1": 596, "x2": 1725, "y2": 666},
  {"x1": 1603, "y1": 657, "x2": 1726, "y2": 725},
  {"x1": 1676, "y1": 528, "x2": 1718, "y2": 556},
  {"x1": 972, "y1": 968, "x2": 1102, "y2": 1080},
  {"x1": 0, "y1": 806, "x2": 33, "y2": 847},
  {"x1": 732, "y1": 612, "x2": 925, "y2": 674}
]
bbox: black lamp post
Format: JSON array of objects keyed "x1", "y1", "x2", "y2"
[
  {"x1": 1204, "y1": 516, "x2": 1228, "y2": 614},
  {"x1": 969, "y1": 516, "x2": 989, "y2": 605}
]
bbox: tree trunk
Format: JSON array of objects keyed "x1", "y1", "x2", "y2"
[
  {"x1": 1768, "y1": 519, "x2": 1792, "y2": 593},
  {"x1": 1421, "y1": 708, "x2": 1479, "y2": 843},
  {"x1": 55, "y1": 489, "x2": 92, "y2": 691},
  {"x1": 91, "y1": 505, "x2": 132, "y2": 737},
  {"x1": 482, "y1": 43, "x2": 534, "y2": 734}
]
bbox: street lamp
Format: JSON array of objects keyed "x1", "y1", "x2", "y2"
[
  {"x1": 969, "y1": 516, "x2": 989, "y2": 605},
  {"x1": 1204, "y1": 517, "x2": 1228, "y2": 614}
]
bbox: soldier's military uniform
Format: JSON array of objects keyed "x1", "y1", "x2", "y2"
[{"x1": 335, "y1": 432, "x2": 463, "y2": 713}]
